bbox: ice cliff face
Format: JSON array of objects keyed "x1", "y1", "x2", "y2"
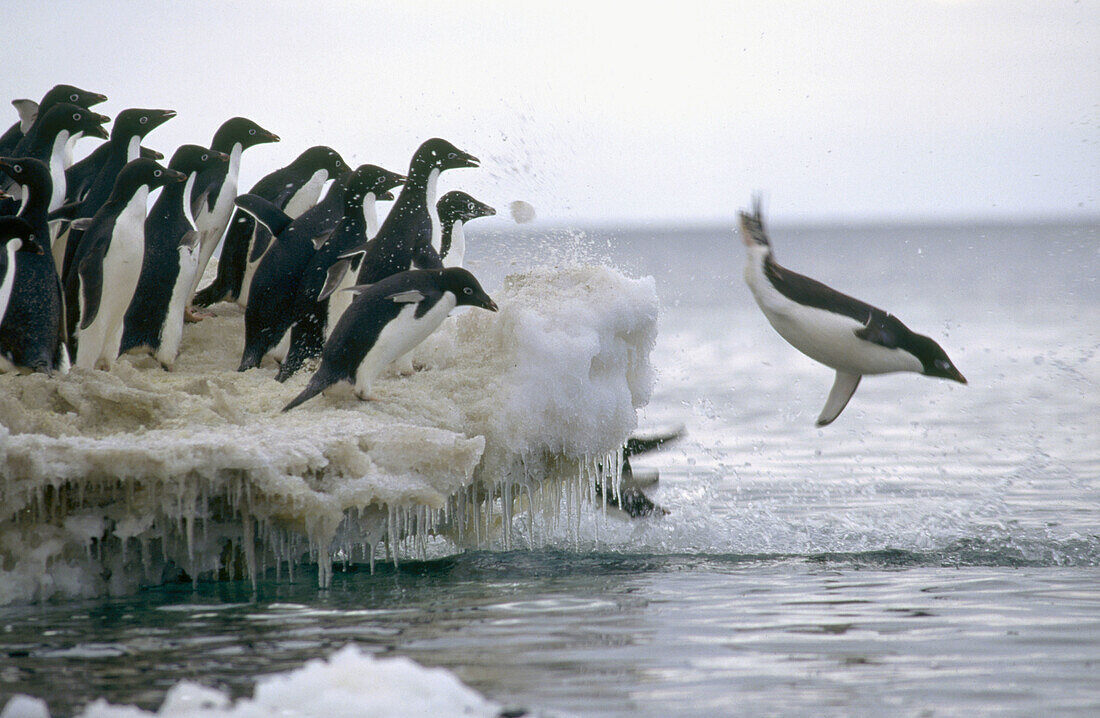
[{"x1": 0, "y1": 265, "x2": 657, "y2": 603}]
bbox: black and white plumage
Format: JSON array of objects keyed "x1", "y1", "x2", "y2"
[
  {"x1": 0, "y1": 217, "x2": 46, "y2": 372},
  {"x1": 0, "y1": 158, "x2": 68, "y2": 373},
  {"x1": 276, "y1": 163, "x2": 406, "y2": 382},
  {"x1": 187, "y1": 116, "x2": 280, "y2": 303},
  {"x1": 235, "y1": 166, "x2": 355, "y2": 372},
  {"x1": 194, "y1": 145, "x2": 346, "y2": 308},
  {"x1": 435, "y1": 190, "x2": 495, "y2": 268},
  {"x1": 1, "y1": 84, "x2": 107, "y2": 159},
  {"x1": 283, "y1": 267, "x2": 497, "y2": 411},
  {"x1": 345, "y1": 137, "x2": 480, "y2": 287},
  {"x1": 65, "y1": 159, "x2": 186, "y2": 370},
  {"x1": 59, "y1": 107, "x2": 177, "y2": 283},
  {"x1": 120, "y1": 145, "x2": 229, "y2": 368},
  {"x1": 738, "y1": 198, "x2": 966, "y2": 426}
]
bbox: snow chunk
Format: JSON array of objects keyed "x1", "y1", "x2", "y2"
[{"x1": 0, "y1": 265, "x2": 657, "y2": 602}]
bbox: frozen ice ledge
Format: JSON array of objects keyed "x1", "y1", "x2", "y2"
[{"x1": 0, "y1": 265, "x2": 658, "y2": 604}]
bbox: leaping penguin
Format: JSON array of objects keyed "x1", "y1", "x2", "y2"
[
  {"x1": 66, "y1": 159, "x2": 186, "y2": 370},
  {"x1": 283, "y1": 267, "x2": 497, "y2": 411},
  {"x1": 738, "y1": 197, "x2": 966, "y2": 426}
]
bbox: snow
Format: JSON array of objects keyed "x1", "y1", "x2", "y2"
[
  {"x1": 0, "y1": 645, "x2": 503, "y2": 718},
  {"x1": 0, "y1": 263, "x2": 657, "y2": 603}
]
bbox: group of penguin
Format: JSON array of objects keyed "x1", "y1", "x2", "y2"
[
  {"x1": 0, "y1": 84, "x2": 499, "y2": 412},
  {"x1": 1, "y1": 84, "x2": 967, "y2": 425}
]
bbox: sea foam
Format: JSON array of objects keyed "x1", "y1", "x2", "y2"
[{"x1": 0, "y1": 265, "x2": 657, "y2": 603}]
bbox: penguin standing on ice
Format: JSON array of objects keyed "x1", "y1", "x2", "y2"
[
  {"x1": 187, "y1": 117, "x2": 280, "y2": 304},
  {"x1": 738, "y1": 197, "x2": 966, "y2": 426},
  {"x1": 434, "y1": 190, "x2": 496, "y2": 268},
  {"x1": 120, "y1": 146, "x2": 229, "y2": 368},
  {"x1": 276, "y1": 163, "x2": 406, "y2": 381},
  {"x1": 235, "y1": 166, "x2": 361, "y2": 372},
  {"x1": 345, "y1": 138, "x2": 480, "y2": 286},
  {"x1": 283, "y1": 267, "x2": 497, "y2": 411},
  {"x1": 193, "y1": 145, "x2": 346, "y2": 308},
  {"x1": 0, "y1": 158, "x2": 69, "y2": 373},
  {"x1": 0, "y1": 218, "x2": 45, "y2": 370},
  {"x1": 66, "y1": 159, "x2": 186, "y2": 370}
]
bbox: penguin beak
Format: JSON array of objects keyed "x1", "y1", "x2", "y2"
[
  {"x1": 482, "y1": 296, "x2": 498, "y2": 312},
  {"x1": 948, "y1": 366, "x2": 967, "y2": 385},
  {"x1": 379, "y1": 190, "x2": 394, "y2": 201},
  {"x1": 90, "y1": 92, "x2": 108, "y2": 106},
  {"x1": 165, "y1": 168, "x2": 188, "y2": 183},
  {"x1": 87, "y1": 122, "x2": 110, "y2": 140},
  {"x1": 459, "y1": 151, "x2": 480, "y2": 168},
  {"x1": 262, "y1": 131, "x2": 281, "y2": 143}
]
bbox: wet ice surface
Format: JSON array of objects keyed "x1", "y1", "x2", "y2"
[{"x1": 2, "y1": 221, "x2": 1098, "y2": 716}]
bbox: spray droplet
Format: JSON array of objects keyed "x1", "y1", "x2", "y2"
[{"x1": 509, "y1": 200, "x2": 536, "y2": 224}]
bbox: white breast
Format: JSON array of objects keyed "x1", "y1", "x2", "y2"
[
  {"x1": 157, "y1": 244, "x2": 201, "y2": 368},
  {"x1": 744, "y1": 250, "x2": 922, "y2": 376},
  {"x1": 442, "y1": 220, "x2": 465, "y2": 268},
  {"x1": 283, "y1": 170, "x2": 327, "y2": 219},
  {"x1": 426, "y1": 168, "x2": 441, "y2": 254},
  {"x1": 354, "y1": 291, "x2": 456, "y2": 395}
]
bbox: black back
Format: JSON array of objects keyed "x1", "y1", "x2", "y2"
[{"x1": 354, "y1": 138, "x2": 478, "y2": 286}]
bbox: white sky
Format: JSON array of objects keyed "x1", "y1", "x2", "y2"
[{"x1": 5, "y1": 1, "x2": 1098, "y2": 224}]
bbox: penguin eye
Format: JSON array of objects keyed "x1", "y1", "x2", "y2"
[
  {"x1": 73, "y1": 113, "x2": 81, "y2": 121},
  {"x1": 139, "y1": 116, "x2": 149, "y2": 124},
  {"x1": 201, "y1": 153, "x2": 209, "y2": 161},
  {"x1": 69, "y1": 93, "x2": 78, "y2": 101},
  {"x1": 447, "y1": 152, "x2": 457, "y2": 160},
  {"x1": 248, "y1": 128, "x2": 256, "y2": 136},
  {"x1": 154, "y1": 169, "x2": 162, "y2": 177},
  {"x1": 12, "y1": 164, "x2": 21, "y2": 173},
  {"x1": 462, "y1": 287, "x2": 473, "y2": 295}
]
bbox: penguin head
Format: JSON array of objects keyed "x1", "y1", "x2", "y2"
[
  {"x1": 414, "y1": 138, "x2": 480, "y2": 173},
  {"x1": 0, "y1": 157, "x2": 51, "y2": 191},
  {"x1": 441, "y1": 267, "x2": 498, "y2": 312},
  {"x1": 39, "y1": 102, "x2": 110, "y2": 140},
  {"x1": 910, "y1": 334, "x2": 967, "y2": 384},
  {"x1": 738, "y1": 194, "x2": 770, "y2": 249},
  {"x1": 168, "y1": 144, "x2": 229, "y2": 175},
  {"x1": 293, "y1": 146, "x2": 347, "y2": 176},
  {"x1": 212, "y1": 117, "x2": 280, "y2": 152},
  {"x1": 347, "y1": 164, "x2": 406, "y2": 203},
  {"x1": 40, "y1": 84, "x2": 108, "y2": 111},
  {"x1": 0, "y1": 216, "x2": 43, "y2": 255},
  {"x1": 113, "y1": 108, "x2": 177, "y2": 141},
  {"x1": 438, "y1": 191, "x2": 496, "y2": 225},
  {"x1": 113, "y1": 158, "x2": 187, "y2": 197}
]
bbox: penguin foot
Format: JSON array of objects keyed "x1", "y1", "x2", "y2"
[{"x1": 185, "y1": 307, "x2": 213, "y2": 323}]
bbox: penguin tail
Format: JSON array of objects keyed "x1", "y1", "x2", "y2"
[
  {"x1": 274, "y1": 362, "x2": 295, "y2": 383},
  {"x1": 238, "y1": 349, "x2": 263, "y2": 372},
  {"x1": 192, "y1": 282, "x2": 225, "y2": 308},
  {"x1": 282, "y1": 379, "x2": 323, "y2": 412}
]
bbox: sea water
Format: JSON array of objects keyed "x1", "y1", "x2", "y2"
[{"x1": 1, "y1": 220, "x2": 1098, "y2": 717}]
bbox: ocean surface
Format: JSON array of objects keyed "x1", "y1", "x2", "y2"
[{"x1": 2, "y1": 220, "x2": 1098, "y2": 717}]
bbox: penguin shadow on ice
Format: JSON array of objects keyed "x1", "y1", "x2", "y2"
[{"x1": 737, "y1": 195, "x2": 966, "y2": 426}]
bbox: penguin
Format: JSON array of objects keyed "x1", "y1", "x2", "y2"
[
  {"x1": 2, "y1": 84, "x2": 108, "y2": 160},
  {"x1": 187, "y1": 117, "x2": 280, "y2": 304},
  {"x1": 235, "y1": 168, "x2": 357, "y2": 371},
  {"x1": 276, "y1": 163, "x2": 406, "y2": 382},
  {"x1": 59, "y1": 107, "x2": 177, "y2": 283},
  {"x1": 2, "y1": 103, "x2": 110, "y2": 216},
  {"x1": 0, "y1": 158, "x2": 68, "y2": 373},
  {"x1": 283, "y1": 267, "x2": 497, "y2": 411},
  {"x1": 344, "y1": 138, "x2": 479, "y2": 287},
  {"x1": 65, "y1": 159, "x2": 186, "y2": 370},
  {"x1": 66, "y1": 144, "x2": 163, "y2": 206},
  {"x1": 0, "y1": 217, "x2": 45, "y2": 372},
  {"x1": 434, "y1": 191, "x2": 496, "y2": 268},
  {"x1": 193, "y1": 145, "x2": 346, "y2": 308},
  {"x1": 0, "y1": 99, "x2": 39, "y2": 158},
  {"x1": 738, "y1": 197, "x2": 966, "y2": 426},
  {"x1": 120, "y1": 146, "x2": 229, "y2": 368}
]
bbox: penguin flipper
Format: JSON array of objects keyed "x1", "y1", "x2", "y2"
[
  {"x1": 282, "y1": 371, "x2": 335, "y2": 412},
  {"x1": 318, "y1": 259, "x2": 351, "y2": 301},
  {"x1": 309, "y1": 229, "x2": 335, "y2": 251},
  {"x1": 179, "y1": 230, "x2": 200, "y2": 251},
  {"x1": 338, "y1": 240, "x2": 371, "y2": 261},
  {"x1": 854, "y1": 312, "x2": 904, "y2": 349},
  {"x1": 816, "y1": 371, "x2": 861, "y2": 427},
  {"x1": 413, "y1": 243, "x2": 443, "y2": 270},
  {"x1": 13, "y1": 99, "x2": 38, "y2": 133},
  {"x1": 388, "y1": 290, "x2": 425, "y2": 304},
  {"x1": 248, "y1": 224, "x2": 271, "y2": 263},
  {"x1": 77, "y1": 249, "x2": 105, "y2": 331},
  {"x1": 234, "y1": 194, "x2": 292, "y2": 237}
]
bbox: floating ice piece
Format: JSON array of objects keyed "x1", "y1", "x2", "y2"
[
  {"x1": 0, "y1": 645, "x2": 503, "y2": 718},
  {"x1": 0, "y1": 264, "x2": 658, "y2": 602},
  {"x1": 509, "y1": 200, "x2": 536, "y2": 224}
]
